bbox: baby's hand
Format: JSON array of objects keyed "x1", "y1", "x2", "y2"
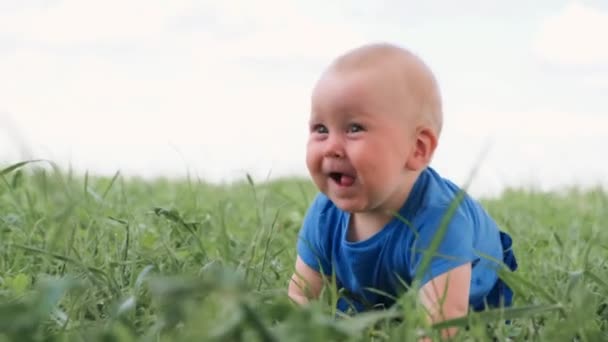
[
  {"x1": 419, "y1": 262, "x2": 471, "y2": 340},
  {"x1": 288, "y1": 256, "x2": 323, "y2": 304}
]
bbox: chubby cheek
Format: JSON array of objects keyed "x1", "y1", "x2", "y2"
[
  {"x1": 348, "y1": 145, "x2": 378, "y2": 176},
  {"x1": 305, "y1": 144, "x2": 323, "y2": 177},
  {"x1": 352, "y1": 147, "x2": 399, "y2": 187}
]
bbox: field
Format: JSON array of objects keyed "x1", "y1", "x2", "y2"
[{"x1": 1, "y1": 161, "x2": 607, "y2": 341}]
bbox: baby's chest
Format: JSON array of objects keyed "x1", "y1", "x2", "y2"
[{"x1": 338, "y1": 245, "x2": 412, "y2": 290}]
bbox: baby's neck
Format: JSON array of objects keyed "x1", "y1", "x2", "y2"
[{"x1": 347, "y1": 211, "x2": 393, "y2": 242}]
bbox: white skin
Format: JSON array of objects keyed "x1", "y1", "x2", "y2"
[{"x1": 288, "y1": 44, "x2": 469, "y2": 340}]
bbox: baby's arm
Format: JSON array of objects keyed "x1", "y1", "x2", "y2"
[
  {"x1": 419, "y1": 262, "x2": 471, "y2": 339},
  {"x1": 288, "y1": 255, "x2": 324, "y2": 305}
]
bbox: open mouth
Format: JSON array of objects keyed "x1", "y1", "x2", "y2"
[{"x1": 329, "y1": 172, "x2": 355, "y2": 187}]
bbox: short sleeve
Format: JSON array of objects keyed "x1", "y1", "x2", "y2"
[
  {"x1": 410, "y1": 209, "x2": 476, "y2": 286},
  {"x1": 296, "y1": 194, "x2": 333, "y2": 275}
]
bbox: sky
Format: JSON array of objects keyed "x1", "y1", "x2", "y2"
[{"x1": 1, "y1": 0, "x2": 607, "y2": 197}]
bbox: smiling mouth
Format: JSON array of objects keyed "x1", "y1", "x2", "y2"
[{"x1": 329, "y1": 172, "x2": 355, "y2": 186}]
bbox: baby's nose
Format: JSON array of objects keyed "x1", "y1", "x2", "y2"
[{"x1": 323, "y1": 135, "x2": 345, "y2": 158}]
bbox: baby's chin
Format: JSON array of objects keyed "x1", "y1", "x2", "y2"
[{"x1": 325, "y1": 194, "x2": 368, "y2": 213}]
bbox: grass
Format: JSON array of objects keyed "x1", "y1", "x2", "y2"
[{"x1": 0, "y1": 160, "x2": 607, "y2": 341}]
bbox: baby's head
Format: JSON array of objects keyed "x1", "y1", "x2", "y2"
[
  {"x1": 306, "y1": 43, "x2": 443, "y2": 213},
  {"x1": 324, "y1": 43, "x2": 442, "y2": 139}
]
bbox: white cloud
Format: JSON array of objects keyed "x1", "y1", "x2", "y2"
[
  {"x1": 450, "y1": 108, "x2": 608, "y2": 139},
  {"x1": 582, "y1": 72, "x2": 608, "y2": 88},
  {"x1": 0, "y1": 0, "x2": 186, "y2": 44},
  {"x1": 0, "y1": 0, "x2": 365, "y2": 60},
  {"x1": 532, "y1": 2, "x2": 608, "y2": 66}
]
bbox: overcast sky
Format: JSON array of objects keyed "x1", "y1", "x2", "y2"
[{"x1": 1, "y1": 0, "x2": 607, "y2": 196}]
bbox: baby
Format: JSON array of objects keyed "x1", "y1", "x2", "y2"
[{"x1": 288, "y1": 42, "x2": 517, "y2": 333}]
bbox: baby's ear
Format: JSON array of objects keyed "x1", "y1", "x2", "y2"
[{"x1": 406, "y1": 127, "x2": 438, "y2": 170}]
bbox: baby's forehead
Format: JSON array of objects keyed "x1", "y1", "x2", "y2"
[
  {"x1": 320, "y1": 51, "x2": 426, "y2": 101},
  {"x1": 314, "y1": 68, "x2": 375, "y2": 100},
  {"x1": 314, "y1": 62, "x2": 413, "y2": 106},
  {"x1": 311, "y1": 69, "x2": 415, "y2": 126},
  {"x1": 313, "y1": 69, "x2": 382, "y2": 108}
]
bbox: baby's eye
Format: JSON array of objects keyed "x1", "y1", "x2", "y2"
[
  {"x1": 311, "y1": 124, "x2": 328, "y2": 134},
  {"x1": 347, "y1": 123, "x2": 364, "y2": 133}
]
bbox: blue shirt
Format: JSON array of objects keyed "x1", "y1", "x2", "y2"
[{"x1": 297, "y1": 167, "x2": 506, "y2": 313}]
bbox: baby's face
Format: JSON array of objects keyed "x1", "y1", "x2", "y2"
[{"x1": 306, "y1": 67, "x2": 417, "y2": 213}]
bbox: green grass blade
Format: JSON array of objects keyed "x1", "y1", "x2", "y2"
[
  {"x1": 0, "y1": 160, "x2": 44, "y2": 176},
  {"x1": 432, "y1": 303, "x2": 564, "y2": 330}
]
